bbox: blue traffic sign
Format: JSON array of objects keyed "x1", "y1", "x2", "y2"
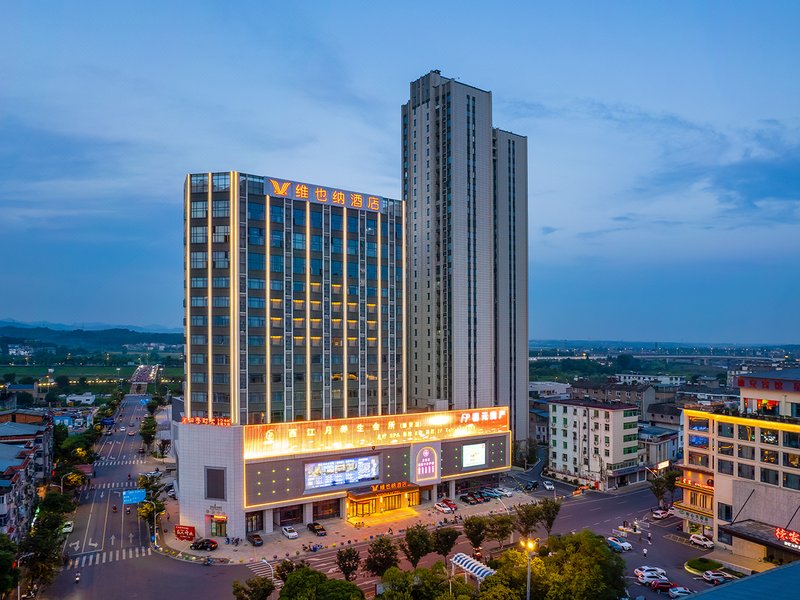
[
  {"x1": 122, "y1": 489, "x2": 147, "y2": 505},
  {"x1": 140, "y1": 398, "x2": 149, "y2": 406},
  {"x1": 101, "y1": 417, "x2": 115, "y2": 426}
]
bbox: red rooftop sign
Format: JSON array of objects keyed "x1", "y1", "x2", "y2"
[{"x1": 738, "y1": 377, "x2": 800, "y2": 392}]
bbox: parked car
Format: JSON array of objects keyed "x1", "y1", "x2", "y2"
[
  {"x1": 434, "y1": 502, "x2": 452, "y2": 514},
  {"x1": 607, "y1": 536, "x2": 632, "y2": 551},
  {"x1": 702, "y1": 571, "x2": 728, "y2": 585},
  {"x1": 634, "y1": 566, "x2": 667, "y2": 578},
  {"x1": 459, "y1": 494, "x2": 477, "y2": 505},
  {"x1": 307, "y1": 522, "x2": 327, "y2": 536},
  {"x1": 120, "y1": 427, "x2": 126, "y2": 432},
  {"x1": 638, "y1": 573, "x2": 669, "y2": 586},
  {"x1": 689, "y1": 534, "x2": 714, "y2": 549},
  {"x1": 542, "y1": 481, "x2": 555, "y2": 491},
  {"x1": 167, "y1": 489, "x2": 177, "y2": 499},
  {"x1": 61, "y1": 521, "x2": 74, "y2": 534},
  {"x1": 650, "y1": 580, "x2": 678, "y2": 592},
  {"x1": 668, "y1": 587, "x2": 693, "y2": 598},
  {"x1": 246, "y1": 533, "x2": 264, "y2": 546},
  {"x1": 190, "y1": 538, "x2": 218, "y2": 551},
  {"x1": 441, "y1": 498, "x2": 458, "y2": 511},
  {"x1": 497, "y1": 486, "x2": 515, "y2": 496},
  {"x1": 607, "y1": 538, "x2": 625, "y2": 553},
  {"x1": 281, "y1": 526, "x2": 299, "y2": 539},
  {"x1": 651, "y1": 509, "x2": 670, "y2": 519},
  {"x1": 468, "y1": 492, "x2": 484, "y2": 503},
  {"x1": 480, "y1": 488, "x2": 500, "y2": 498}
]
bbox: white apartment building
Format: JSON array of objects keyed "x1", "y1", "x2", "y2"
[
  {"x1": 529, "y1": 381, "x2": 571, "y2": 397},
  {"x1": 548, "y1": 398, "x2": 644, "y2": 490},
  {"x1": 616, "y1": 373, "x2": 685, "y2": 386}
]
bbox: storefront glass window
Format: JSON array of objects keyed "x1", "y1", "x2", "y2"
[
  {"x1": 760, "y1": 428, "x2": 779, "y2": 445},
  {"x1": 760, "y1": 467, "x2": 779, "y2": 486},
  {"x1": 246, "y1": 511, "x2": 264, "y2": 533},
  {"x1": 717, "y1": 422, "x2": 734, "y2": 438},
  {"x1": 738, "y1": 425, "x2": 755, "y2": 442},
  {"x1": 718, "y1": 441, "x2": 734, "y2": 456},
  {"x1": 737, "y1": 445, "x2": 755, "y2": 460},
  {"x1": 760, "y1": 449, "x2": 778, "y2": 464}
]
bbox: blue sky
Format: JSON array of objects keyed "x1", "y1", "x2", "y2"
[{"x1": 2, "y1": 1, "x2": 799, "y2": 344}]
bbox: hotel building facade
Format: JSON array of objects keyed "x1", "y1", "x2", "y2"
[
  {"x1": 175, "y1": 172, "x2": 511, "y2": 538},
  {"x1": 676, "y1": 370, "x2": 800, "y2": 566},
  {"x1": 402, "y1": 71, "x2": 529, "y2": 442}
]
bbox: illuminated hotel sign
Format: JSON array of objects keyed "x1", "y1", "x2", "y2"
[
  {"x1": 775, "y1": 527, "x2": 800, "y2": 550},
  {"x1": 181, "y1": 416, "x2": 231, "y2": 427},
  {"x1": 265, "y1": 176, "x2": 383, "y2": 213},
  {"x1": 415, "y1": 447, "x2": 438, "y2": 481},
  {"x1": 370, "y1": 481, "x2": 415, "y2": 493},
  {"x1": 738, "y1": 377, "x2": 800, "y2": 392},
  {"x1": 243, "y1": 409, "x2": 510, "y2": 460}
]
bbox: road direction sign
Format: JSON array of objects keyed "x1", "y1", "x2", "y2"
[
  {"x1": 140, "y1": 398, "x2": 149, "y2": 406},
  {"x1": 122, "y1": 488, "x2": 146, "y2": 505},
  {"x1": 102, "y1": 417, "x2": 115, "y2": 426}
]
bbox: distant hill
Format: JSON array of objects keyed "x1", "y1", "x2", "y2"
[{"x1": 0, "y1": 324, "x2": 182, "y2": 351}]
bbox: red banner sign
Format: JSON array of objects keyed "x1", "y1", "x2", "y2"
[{"x1": 174, "y1": 525, "x2": 196, "y2": 541}]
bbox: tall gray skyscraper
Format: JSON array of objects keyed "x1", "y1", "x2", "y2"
[{"x1": 402, "y1": 71, "x2": 529, "y2": 442}]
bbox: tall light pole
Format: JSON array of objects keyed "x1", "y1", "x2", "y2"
[
  {"x1": 519, "y1": 537, "x2": 539, "y2": 600},
  {"x1": 142, "y1": 499, "x2": 159, "y2": 548},
  {"x1": 60, "y1": 472, "x2": 70, "y2": 494}
]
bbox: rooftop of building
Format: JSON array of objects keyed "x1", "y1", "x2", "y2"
[
  {"x1": 638, "y1": 424, "x2": 679, "y2": 439},
  {"x1": 571, "y1": 380, "x2": 653, "y2": 392},
  {"x1": 739, "y1": 368, "x2": 800, "y2": 382},
  {"x1": 691, "y1": 561, "x2": 800, "y2": 599},
  {"x1": 549, "y1": 397, "x2": 638, "y2": 411},
  {"x1": 0, "y1": 409, "x2": 47, "y2": 418},
  {"x1": 647, "y1": 402, "x2": 683, "y2": 416},
  {"x1": 0, "y1": 422, "x2": 47, "y2": 437},
  {"x1": 0, "y1": 443, "x2": 27, "y2": 470}
]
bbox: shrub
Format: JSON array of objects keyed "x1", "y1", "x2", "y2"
[{"x1": 687, "y1": 557, "x2": 721, "y2": 572}]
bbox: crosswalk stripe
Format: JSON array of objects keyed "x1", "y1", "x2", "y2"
[{"x1": 102, "y1": 552, "x2": 107, "y2": 563}]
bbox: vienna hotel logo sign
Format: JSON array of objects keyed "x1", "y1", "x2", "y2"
[
  {"x1": 415, "y1": 446, "x2": 438, "y2": 482},
  {"x1": 266, "y1": 177, "x2": 383, "y2": 213}
]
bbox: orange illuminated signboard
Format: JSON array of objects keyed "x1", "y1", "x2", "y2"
[
  {"x1": 182, "y1": 416, "x2": 231, "y2": 427},
  {"x1": 775, "y1": 527, "x2": 800, "y2": 550},
  {"x1": 243, "y1": 409, "x2": 510, "y2": 460},
  {"x1": 266, "y1": 177, "x2": 383, "y2": 213}
]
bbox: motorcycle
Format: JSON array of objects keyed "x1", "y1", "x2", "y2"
[
  {"x1": 112, "y1": 505, "x2": 118, "y2": 513},
  {"x1": 75, "y1": 572, "x2": 81, "y2": 584},
  {"x1": 125, "y1": 507, "x2": 131, "y2": 515}
]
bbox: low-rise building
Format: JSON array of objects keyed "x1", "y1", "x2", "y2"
[
  {"x1": 646, "y1": 402, "x2": 685, "y2": 451},
  {"x1": 676, "y1": 384, "x2": 740, "y2": 406},
  {"x1": 676, "y1": 369, "x2": 800, "y2": 566},
  {"x1": 0, "y1": 419, "x2": 53, "y2": 483},
  {"x1": 529, "y1": 381, "x2": 571, "y2": 398},
  {"x1": 66, "y1": 392, "x2": 96, "y2": 406},
  {"x1": 570, "y1": 380, "x2": 657, "y2": 415},
  {"x1": 529, "y1": 398, "x2": 550, "y2": 444},
  {"x1": 547, "y1": 397, "x2": 644, "y2": 490},
  {"x1": 638, "y1": 424, "x2": 679, "y2": 468},
  {"x1": 616, "y1": 373, "x2": 685, "y2": 386},
  {"x1": 0, "y1": 443, "x2": 35, "y2": 543},
  {"x1": 50, "y1": 407, "x2": 96, "y2": 430}
]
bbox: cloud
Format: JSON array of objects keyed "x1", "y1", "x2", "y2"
[{"x1": 540, "y1": 226, "x2": 558, "y2": 236}]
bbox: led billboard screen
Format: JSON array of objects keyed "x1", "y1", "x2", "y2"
[
  {"x1": 462, "y1": 443, "x2": 486, "y2": 468},
  {"x1": 304, "y1": 455, "x2": 380, "y2": 491}
]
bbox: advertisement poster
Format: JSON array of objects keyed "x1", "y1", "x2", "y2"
[{"x1": 462, "y1": 443, "x2": 486, "y2": 468}]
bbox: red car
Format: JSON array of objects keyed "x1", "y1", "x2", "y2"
[
  {"x1": 441, "y1": 498, "x2": 457, "y2": 511},
  {"x1": 651, "y1": 580, "x2": 677, "y2": 592}
]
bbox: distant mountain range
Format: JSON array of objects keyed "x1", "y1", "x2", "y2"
[
  {"x1": 0, "y1": 320, "x2": 182, "y2": 351},
  {"x1": 0, "y1": 319, "x2": 182, "y2": 334}
]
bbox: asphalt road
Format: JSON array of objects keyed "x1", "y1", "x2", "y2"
[{"x1": 42, "y1": 422, "x2": 722, "y2": 599}]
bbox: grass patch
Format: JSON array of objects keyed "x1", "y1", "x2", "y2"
[
  {"x1": 687, "y1": 557, "x2": 722, "y2": 572},
  {"x1": 721, "y1": 567, "x2": 746, "y2": 578}
]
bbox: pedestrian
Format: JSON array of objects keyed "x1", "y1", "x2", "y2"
[
  {"x1": 643, "y1": 548, "x2": 648, "y2": 558},
  {"x1": 648, "y1": 531, "x2": 652, "y2": 544},
  {"x1": 167, "y1": 512, "x2": 170, "y2": 521}
]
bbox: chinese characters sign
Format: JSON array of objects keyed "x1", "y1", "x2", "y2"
[
  {"x1": 266, "y1": 177, "x2": 383, "y2": 213},
  {"x1": 370, "y1": 481, "x2": 415, "y2": 493},
  {"x1": 415, "y1": 447, "x2": 437, "y2": 480},
  {"x1": 174, "y1": 525, "x2": 196, "y2": 541},
  {"x1": 738, "y1": 377, "x2": 800, "y2": 392},
  {"x1": 181, "y1": 416, "x2": 231, "y2": 426},
  {"x1": 775, "y1": 527, "x2": 800, "y2": 550},
  {"x1": 243, "y1": 408, "x2": 510, "y2": 460}
]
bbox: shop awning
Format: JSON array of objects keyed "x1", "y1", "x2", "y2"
[
  {"x1": 719, "y1": 519, "x2": 800, "y2": 555},
  {"x1": 450, "y1": 553, "x2": 496, "y2": 581}
]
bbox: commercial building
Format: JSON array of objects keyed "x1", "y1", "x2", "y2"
[
  {"x1": 676, "y1": 369, "x2": 800, "y2": 566},
  {"x1": 402, "y1": 71, "x2": 529, "y2": 442},
  {"x1": 176, "y1": 172, "x2": 511, "y2": 539},
  {"x1": 547, "y1": 397, "x2": 644, "y2": 490}
]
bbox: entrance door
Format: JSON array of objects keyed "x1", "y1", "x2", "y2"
[
  {"x1": 383, "y1": 493, "x2": 401, "y2": 512},
  {"x1": 210, "y1": 518, "x2": 227, "y2": 537}
]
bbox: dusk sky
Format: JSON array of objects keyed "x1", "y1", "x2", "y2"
[{"x1": 2, "y1": 2, "x2": 799, "y2": 344}]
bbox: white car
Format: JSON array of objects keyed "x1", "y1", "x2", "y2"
[
  {"x1": 61, "y1": 521, "x2": 74, "y2": 534},
  {"x1": 634, "y1": 566, "x2": 667, "y2": 578},
  {"x1": 498, "y1": 486, "x2": 515, "y2": 496},
  {"x1": 543, "y1": 481, "x2": 555, "y2": 491},
  {"x1": 281, "y1": 526, "x2": 299, "y2": 539},
  {"x1": 651, "y1": 509, "x2": 670, "y2": 519},
  {"x1": 668, "y1": 587, "x2": 693, "y2": 598},
  {"x1": 607, "y1": 536, "x2": 632, "y2": 551},
  {"x1": 434, "y1": 502, "x2": 452, "y2": 514},
  {"x1": 120, "y1": 427, "x2": 126, "y2": 432},
  {"x1": 638, "y1": 573, "x2": 669, "y2": 586},
  {"x1": 689, "y1": 534, "x2": 714, "y2": 549}
]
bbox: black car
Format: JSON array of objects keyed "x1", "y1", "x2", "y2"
[
  {"x1": 190, "y1": 538, "x2": 218, "y2": 551},
  {"x1": 307, "y1": 522, "x2": 327, "y2": 536},
  {"x1": 459, "y1": 494, "x2": 478, "y2": 505},
  {"x1": 246, "y1": 533, "x2": 264, "y2": 546},
  {"x1": 524, "y1": 481, "x2": 539, "y2": 491}
]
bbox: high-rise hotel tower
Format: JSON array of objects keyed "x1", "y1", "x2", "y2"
[{"x1": 402, "y1": 71, "x2": 529, "y2": 441}]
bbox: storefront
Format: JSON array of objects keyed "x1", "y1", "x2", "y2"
[
  {"x1": 346, "y1": 482, "x2": 420, "y2": 518},
  {"x1": 719, "y1": 520, "x2": 800, "y2": 565},
  {"x1": 673, "y1": 503, "x2": 713, "y2": 537},
  {"x1": 313, "y1": 499, "x2": 341, "y2": 520},
  {"x1": 207, "y1": 513, "x2": 227, "y2": 537}
]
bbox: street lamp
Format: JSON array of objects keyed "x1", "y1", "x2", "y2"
[
  {"x1": 142, "y1": 500, "x2": 159, "y2": 548},
  {"x1": 519, "y1": 537, "x2": 540, "y2": 600},
  {"x1": 60, "y1": 472, "x2": 70, "y2": 494}
]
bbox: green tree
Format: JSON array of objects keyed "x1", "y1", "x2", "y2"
[
  {"x1": 537, "y1": 498, "x2": 561, "y2": 538},
  {"x1": 55, "y1": 375, "x2": 70, "y2": 389},
  {"x1": 463, "y1": 515, "x2": 489, "y2": 551},
  {"x1": 275, "y1": 558, "x2": 306, "y2": 582},
  {"x1": 39, "y1": 491, "x2": 76, "y2": 514},
  {"x1": 649, "y1": 475, "x2": 668, "y2": 508},
  {"x1": 136, "y1": 474, "x2": 167, "y2": 530},
  {"x1": 139, "y1": 414, "x2": 157, "y2": 447},
  {"x1": 1, "y1": 373, "x2": 16, "y2": 383},
  {"x1": 364, "y1": 536, "x2": 399, "y2": 576},
  {"x1": 19, "y1": 513, "x2": 64, "y2": 590},
  {"x1": 157, "y1": 439, "x2": 171, "y2": 458},
  {"x1": 15, "y1": 391, "x2": 34, "y2": 407},
  {"x1": 279, "y1": 567, "x2": 363, "y2": 600},
  {"x1": 481, "y1": 549, "x2": 540, "y2": 600},
  {"x1": 146, "y1": 399, "x2": 159, "y2": 415},
  {"x1": 486, "y1": 514, "x2": 515, "y2": 550},
  {"x1": 0, "y1": 534, "x2": 20, "y2": 599},
  {"x1": 336, "y1": 547, "x2": 361, "y2": 581},
  {"x1": 398, "y1": 523, "x2": 433, "y2": 568},
  {"x1": 478, "y1": 583, "x2": 520, "y2": 600},
  {"x1": 432, "y1": 527, "x2": 460, "y2": 561},
  {"x1": 663, "y1": 469, "x2": 681, "y2": 504},
  {"x1": 542, "y1": 530, "x2": 626, "y2": 600},
  {"x1": 513, "y1": 503, "x2": 542, "y2": 538},
  {"x1": 232, "y1": 575, "x2": 276, "y2": 600}
]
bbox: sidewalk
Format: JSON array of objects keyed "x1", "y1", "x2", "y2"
[
  {"x1": 704, "y1": 547, "x2": 776, "y2": 576},
  {"x1": 153, "y1": 487, "x2": 588, "y2": 566}
]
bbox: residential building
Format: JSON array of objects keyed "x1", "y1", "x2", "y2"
[
  {"x1": 676, "y1": 384, "x2": 739, "y2": 406},
  {"x1": 0, "y1": 419, "x2": 53, "y2": 484},
  {"x1": 570, "y1": 381, "x2": 657, "y2": 415},
  {"x1": 529, "y1": 381, "x2": 571, "y2": 398},
  {"x1": 638, "y1": 424, "x2": 679, "y2": 467},
  {"x1": 0, "y1": 443, "x2": 35, "y2": 543},
  {"x1": 529, "y1": 398, "x2": 550, "y2": 445},
  {"x1": 402, "y1": 71, "x2": 528, "y2": 442},
  {"x1": 547, "y1": 398, "x2": 644, "y2": 490},
  {"x1": 66, "y1": 392, "x2": 96, "y2": 405},
  {"x1": 615, "y1": 373, "x2": 685, "y2": 386},
  {"x1": 676, "y1": 369, "x2": 800, "y2": 566},
  {"x1": 645, "y1": 402, "x2": 685, "y2": 452},
  {"x1": 176, "y1": 172, "x2": 511, "y2": 540}
]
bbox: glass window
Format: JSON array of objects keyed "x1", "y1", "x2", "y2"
[
  {"x1": 293, "y1": 207, "x2": 305, "y2": 227},
  {"x1": 270, "y1": 255, "x2": 283, "y2": 273},
  {"x1": 212, "y1": 251, "x2": 229, "y2": 269},
  {"x1": 761, "y1": 428, "x2": 779, "y2": 445},
  {"x1": 784, "y1": 431, "x2": 800, "y2": 449},
  {"x1": 293, "y1": 232, "x2": 306, "y2": 250},
  {"x1": 737, "y1": 445, "x2": 755, "y2": 460},
  {"x1": 191, "y1": 226, "x2": 207, "y2": 243},
  {"x1": 191, "y1": 277, "x2": 207, "y2": 288},
  {"x1": 311, "y1": 235, "x2": 322, "y2": 252},
  {"x1": 191, "y1": 316, "x2": 207, "y2": 326},
  {"x1": 248, "y1": 297, "x2": 266, "y2": 309},
  {"x1": 190, "y1": 296, "x2": 207, "y2": 307},
  {"x1": 212, "y1": 173, "x2": 230, "y2": 192},
  {"x1": 212, "y1": 277, "x2": 229, "y2": 288},
  {"x1": 212, "y1": 200, "x2": 229, "y2": 218},
  {"x1": 293, "y1": 257, "x2": 306, "y2": 274},
  {"x1": 783, "y1": 452, "x2": 800, "y2": 469},
  {"x1": 689, "y1": 417, "x2": 709, "y2": 431},
  {"x1": 718, "y1": 441, "x2": 734, "y2": 456},
  {"x1": 688, "y1": 435, "x2": 709, "y2": 449},
  {"x1": 738, "y1": 425, "x2": 755, "y2": 441},
  {"x1": 247, "y1": 202, "x2": 265, "y2": 221},
  {"x1": 717, "y1": 502, "x2": 733, "y2": 521},
  {"x1": 717, "y1": 459, "x2": 733, "y2": 475},
  {"x1": 190, "y1": 252, "x2": 207, "y2": 269},
  {"x1": 248, "y1": 278, "x2": 265, "y2": 290},
  {"x1": 248, "y1": 253, "x2": 265, "y2": 271},
  {"x1": 212, "y1": 296, "x2": 229, "y2": 307},
  {"x1": 212, "y1": 315, "x2": 229, "y2": 326},
  {"x1": 213, "y1": 225, "x2": 230, "y2": 243},
  {"x1": 784, "y1": 472, "x2": 800, "y2": 490},
  {"x1": 248, "y1": 227, "x2": 264, "y2": 246},
  {"x1": 191, "y1": 200, "x2": 208, "y2": 218},
  {"x1": 760, "y1": 448, "x2": 778, "y2": 464},
  {"x1": 310, "y1": 209, "x2": 322, "y2": 229},
  {"x1": 760, "y1": 467, "x2": 779, "y2": 486},
  {"x1": 331, "y1": 213, "x2": 342, "y2": 231},
  {"x1": 310, "y1": 259, "x2": 323, "y2": 276},
  {"x1": 737, "y1": 463, "x2": 755, "y2": 479},
  {"x1": 270, "y1": 205, "x2": 284, "y2": 223},
  {"x1": 717, "y1": 422, "x2": 734, "y2": 438},
  {"x1": 270, "y1": 231, "x2": 283, "y2": 248},
  {"x1": 191, "y1": 174, "x2": 208, "y2": 193},
  {"x1": 687, "y1": 452, "x2": 709, "y2": 468},
  {"x1": 270, "y1": 279, "x2": 282, "y2": 291}
]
